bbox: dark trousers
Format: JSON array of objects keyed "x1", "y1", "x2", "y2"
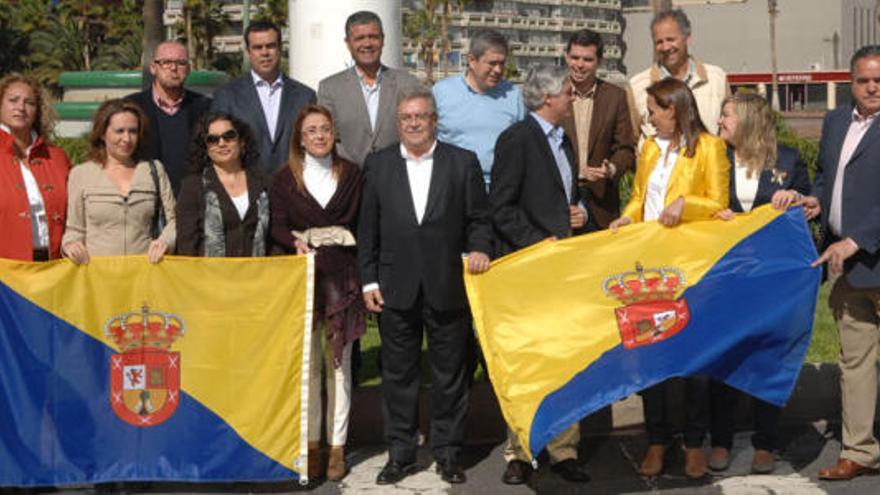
[
  {"x1": 378, "y1": 292, "x2": 471, "y2": 465},
  {"x1": 709, "y1": 381, "x2": 780, "y2": 452},
  {"x1": 642, "y1": 377, "x2": 709, "y2": 448}
]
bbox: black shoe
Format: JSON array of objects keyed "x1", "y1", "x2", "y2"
[
  {"x1": 551, "y1": 458, "x2": 591, "y2": 483},
  {"x1": 376, "y1": 460, "x2": 418, "y2": 485},
  {"x1": 436, "y1": 460, "x2": 466, "y2": 484},
  {"x1": 501, "y1": 460, "x2": 532, "y2": 485}
]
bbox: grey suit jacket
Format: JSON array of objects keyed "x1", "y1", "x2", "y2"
[
  {"x1": 318, "y1": 66, "x2": 421, "y2": 167},
  {"x1": 211, "y1": 73, "x2": 316, "y2": 176}
]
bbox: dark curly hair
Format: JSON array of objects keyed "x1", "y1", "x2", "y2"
[{"x1": 187, "y1": 112, "x2": 260, "y2": 174}]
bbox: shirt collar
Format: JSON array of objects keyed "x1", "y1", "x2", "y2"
[
  {"x1": 152, "y1": 85, "x2": 184, "y2": 113},
  {"x1": 852, "y1": 106, "x2": 879, "y2": 123},
  {"x1": 659, "y1": 58, "x2": 698, "y2": 85},
  {"x1": 0, "y1": 123, "x2": 38, "y2": 156},
  {"x1": 354, "y1": 65, "x2": 383, "y2": 88},
  {"x1": 530, "y1": 112, "x2": 561, "y2": 140},
  {"x1": 251, "y1": 70, "x2": 283, "y2": 88},
  {"x1": 400, "y1": 141, "x2": 437, "y2": 161},
  {"x1": 571, "y1": 79, "x2": 597, "y2": 99}
]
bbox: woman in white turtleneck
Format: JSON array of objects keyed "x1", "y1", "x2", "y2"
[{"x1": 269, "y1": 105, "x2": 365, "y2": 482}]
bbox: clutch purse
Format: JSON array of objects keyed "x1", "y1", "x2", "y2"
[{"x1": 292, "y1": 226, "x2": 356, "y2": 247}]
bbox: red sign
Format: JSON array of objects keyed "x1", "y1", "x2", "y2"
[{"x1": 727, "y1": 70, "x2": 850, "y2": 85}]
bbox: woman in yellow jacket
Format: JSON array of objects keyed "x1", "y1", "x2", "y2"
[{"x1": 610, "y1": 78, "x2": 730, "y2": 479}]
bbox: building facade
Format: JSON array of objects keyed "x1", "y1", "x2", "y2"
[
  {"x1": 402, "y1": 0, "x2": 629, "y2": 83},
  {"x1": 623, "y1": 0, "x2": 879, "y2": 111}
]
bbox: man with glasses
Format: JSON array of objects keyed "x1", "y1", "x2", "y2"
[
  {"x1": 212, "y1": 20, "x2": 316, "y2": 175},
  {"x1": 433, "y1": 29, "x2": 525, "y2": 190},
  {"x1": 358, "y1": 87, "x2": 492, "y2": 486},
  {"x1": 126, "y1": 41, "x2": 210, "y2": 194}
]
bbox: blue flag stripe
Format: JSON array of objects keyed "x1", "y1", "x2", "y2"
[
  {"x1": 0, "y1": 281, "x2": 296, "y2": 486},
  {"x1": 528, "y1": 210, "x2": 820, "y2": 455}
]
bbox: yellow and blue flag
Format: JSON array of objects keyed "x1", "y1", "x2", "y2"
[
  {"x1": 465, "y1": 206, "x2": 820, "y2": 459},
  {"x1": 0, "y1": 255, "x2": 313, "y2": 486}
]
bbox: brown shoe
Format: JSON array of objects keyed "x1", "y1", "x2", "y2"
[
  {"x1": 326, "y1": 446, "x2": 346, "y2": 481},
  {"x1": 818, "y1": 458, "x2": 879, "y2": 480},
  {"x1": 684, "y1": 447, "x2": 707, "y2": 479},
  {"x1": 751, "y1": 449, "x2": 775, "y2": 474},
  {"x1": 307, "y1": 441, "x2": 323, "y2": 479},
  {"x1": 640, "y1": 445, "x2": 666, "y2": 476},
  {"x1": 708, "y1": 447, "x2": 730, "y2": 471}
]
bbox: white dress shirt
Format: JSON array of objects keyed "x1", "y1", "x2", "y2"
[
  {"x1": 644, "y1": 137, "x2": 679, "y2": 222},
  {"x1": 1, "y1": 124, "x2": 48, "y2": 248},
  {"x1": 355, "y1": 66, "x2": 382, "y2": 131},
  {"x1": 251, "y1": 70, "x2": 284, "y2": 142},
  {"x1": 829, "y1": 108, "x2": 878, "y2": 236},
  {"x1": 362, "y1": 141, "x2": 437, "y2": 294},
  {"x1": 733, "y1": 156, "x2": 760, "y2": 213},
  {"x1": 401, "y1": 142, "x2": 436, "y2": 225},
  {"x1": 303, "y1": 153, "x2": 338, "y2": 209},
  {"x1": 230, "y1": 192, "x2": 249, "y2": 221}
]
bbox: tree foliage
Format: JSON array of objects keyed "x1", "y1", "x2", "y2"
[
  {"x1": 175, "y1": 0, "x2": 230, "y2": 70},
  {"x1": 254, "y1": 0, "x2": 288, "y2": 28},
  {"x1": 0, "y1": 0, "x2": 143, "y2": 89}
]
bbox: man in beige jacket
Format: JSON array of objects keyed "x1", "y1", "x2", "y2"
[{"x1": 628, "y1": 8, "x2": 729, "y2": 140}]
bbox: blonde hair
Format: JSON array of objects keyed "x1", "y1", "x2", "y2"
[
  {"x1": 0, "y1": 73, "x2": 57, "y2": 138},
  {"x1": 724, "y1": 93, "x2": 777, "y2": 178}
]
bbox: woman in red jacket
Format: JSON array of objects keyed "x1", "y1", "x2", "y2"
[{"x1": 0, "y1": 74, "x2": 71, "y2": 261}]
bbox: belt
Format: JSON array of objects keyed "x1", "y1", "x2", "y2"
[{"x1": 32, "y1": 248, "x2": 49, "y2": 262}]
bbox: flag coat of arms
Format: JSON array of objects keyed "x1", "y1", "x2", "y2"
[
  {"x1": 0, "y1": 255, "x2": 313, "y2": 486},
  {"x1": 465, "y1": 207, "x2": 820, "y2": 459}
]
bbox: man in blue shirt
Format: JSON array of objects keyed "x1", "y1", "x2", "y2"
[{"x1": 433, "y1": 29, "x2": 525, "y2": 188}]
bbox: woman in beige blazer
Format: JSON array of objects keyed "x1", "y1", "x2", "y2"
[{"x1": 62, "y1": 99, "x2": 176, "y2": 263}]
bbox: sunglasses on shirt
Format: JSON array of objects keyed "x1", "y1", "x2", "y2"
[{"x1": 205, "y1": 129, "x2": 239, "y2": 146}]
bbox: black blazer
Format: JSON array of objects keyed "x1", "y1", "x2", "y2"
[
  {"x1": 812, "y1": 105, "x2": 880, "y2": 288},
  {"x1": 727, "y1": 144, "x2": 811, "y2": 213},
  {"x1": 125, "y1": 89, "x2": 211, "y2": 193},
  {"x1": 490, "y1": 115, "x2": 583, "y2": 257},
  {"x1": 175, "y1": 166, "x2": 271, "y2": 257},
  {"x1": 357, "y1": 141, "x2": 493, "y2": 311},
  {"x1": 211, "y1": 74, "x2": 316, "y2": 176}
]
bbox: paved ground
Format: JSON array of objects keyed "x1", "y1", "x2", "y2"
[{"x1": 8, "y1": 420, "x2": 880, "y2": 495}]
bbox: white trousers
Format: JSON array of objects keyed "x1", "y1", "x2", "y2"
[{"x1": 307, "y1": 327, "x2": 353, "y2": 446}]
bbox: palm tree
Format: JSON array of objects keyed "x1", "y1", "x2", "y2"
[
  {"x1": 403, "y1": 1, "x2": 441, "y2": 83},
  {"x1": 142, "y1": 0, "x2": 164, "y2": 87}
]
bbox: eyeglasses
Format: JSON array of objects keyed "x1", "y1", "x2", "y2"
[
  {"x1": 397, "y1": 112, "x2": 435, "y2": 123},
  {"x1": 205, "y1": 129, "x2": 239, "y2": 146},
  {"x1": 154, "y1": 59, "x2": 190, "y2": 69},
  {"x1": 302, "y1": 125, "x2": 333, "y2": 138}
]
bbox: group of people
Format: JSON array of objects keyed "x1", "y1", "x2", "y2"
[{"x1": 1, "y1": 5, "x2": 879, "y2": 488}]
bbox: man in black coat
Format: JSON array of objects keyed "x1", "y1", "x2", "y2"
[
  {"x1": 125, "y1": 41, "x2": 210, "y2": 194},
  {"x1": 490, "y1": 64, "x2": 591, "y2": 485},
  {"x1": 211, "y1": 21, "x2": 316, "y2": 175},
  {"x1": 358, "y1": 87, "x2": 492, "y2": 485}
]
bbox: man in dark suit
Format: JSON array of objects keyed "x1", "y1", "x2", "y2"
[
  {"x1": 358, "y1": 87, "x2": 492, "y2": 485},
  {"x1": 561, "y1": 29, "x2": 635, "y2": 230},
  {"x1": 802, "y1": 45, "x2": 880, "y2": 481},
  {"x1": 318, "y1": 10, "x2": 421, "y2": 168},
  {"x1": 125, "y1": 41, "x2": 210, "y2": 194},
  {"x1": 490, "y1": 65, "x2": 590, "y2": 485},
  {"x1": 211, "y1": 21, "x2": 316, "y2": 175}
]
